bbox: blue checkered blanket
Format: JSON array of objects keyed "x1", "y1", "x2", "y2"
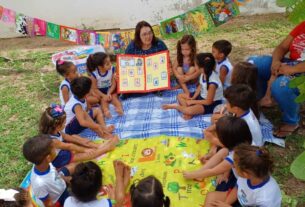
[{"x1": 80, "y1": 89, "x2": 285, "y2": 147}]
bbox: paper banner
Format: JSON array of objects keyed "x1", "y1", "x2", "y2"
[
  {"x1": 33, "y1": 18, "x2": 46, "y2": 36},
  {"x1": 60, "y1": 26, "x2": 78, "y2": 43},
  {"x1": 0, "y1": 6, "x2": 3, "y2": 20},
  {"x1": 97, "y1": 32, "x2": 111, "y2": 49},
  {"x1": 183, "y1": 4, "x2": 215, "y2": 36},
  {"x1": 206, "y1": 0, "x2": 240, "y2": 26},
  {"x1": 111, "y1": 32, "x2": 126, "y2": 54},
  {"x1": 152, "y1": 25, "x2": 162, "y2": 38},
  {"x1": 77, "y1": 30, "x2": 97, "y2": 45},
  {"x1": 47, "y1": 22, "x2": 60, "y2": 39},
  {"x1": 160, "y1": 14, "x2": 187, "y2": 39},
  {"x1": 15, "y1": 13, "x2": 28, "y2": 35},
  {"x1": 1, "y1": 8, "x2": 16, "y2": 24},
  {"x1": 26, "y1": 16, "x2": 35, "y2": 36}
]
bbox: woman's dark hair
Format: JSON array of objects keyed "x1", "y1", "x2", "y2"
[
  {"x1": 130, "y1": 176, "x2": 170, "y2": 207},
  {"x1": 71, "y1": 77, "x2": 92, "y2": 99},
  {"x1": 231, "y1": 62, "x2": 259, "y2": 118},
  {"x1": 134, "y1": 21, "x2": 157, "y2": 49},
  {"x1": 86, "y1": 52, "x2": 109, "y2": 73},
  {"x1": 177, "y1": 34, "x2": 196, "y2": 67},
  {"x1": 56, "y1": 60, "x2": 74, "y2": 77},
  {"x1": 216, "y1": 116, "x2": 252, "y2": 150},
  {"x1": 234, "y1": 143, "x2": 274, "y2": 178},
  {"x1": 196, "y1": 53, "x2": 216, "y2": 90},
  {"x1": 39, "y1": 107, "x2": 66, "y2": 134},
  {"x1": 0, "y1": 188, "x2": 31, "y2": 207},
  {"x1": 71, "y1": 161, "x2": 102, "y2": 202}
]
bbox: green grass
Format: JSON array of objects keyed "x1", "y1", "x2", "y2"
[{"x1": 0, "y1": 14, "x2": 304, "y2": 206}]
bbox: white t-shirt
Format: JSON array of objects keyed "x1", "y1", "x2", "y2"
[
  {"x1": 237, "y1": 176, "x2": 281, "y2": 207},
  {"x1": 215, "y1": 58, "x2": 233, "y2": 89},
  {"x1": 64, "y1": 197, "x2": 112, "y2": 207},
  {"x1": 50, "y1": 132, "x2": 64, "y2": 155},
  {"x1": 241, "y1": 110, "x2": 263, "y2": 146},
  {"x1": 224, "y1": 151, "x2": 238, "y2": 179},
  {"x1": 64, "y1": 95, "x2": 87, "y2": 126},
  {"x1": 59, "y1": 79, "x2": 72, "y2": 106},
  {"x1": 91, "y1": 66, "x2": 115, "y2": 89},
  {"x1": 31, "y1": 164, "x2": 66, "y2": 203},
  {"x1": 199, "y1": 71, "x2": 223, "y2": 101}
]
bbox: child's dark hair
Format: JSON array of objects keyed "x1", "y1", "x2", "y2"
[
  {"x1": 231, "y1": 62, "x2": 259, "y2": 118},
  {"x1": 130, "y1": 176, "x2": 170, "y2": 207},
  {"x1": 56, "y1": 60, "x2": 74, "y2": 76},
  {"x1": 234, "y1": 143, "x2": 274, "y2": 178},
  {"x1": 23, "y1": 135, "x2": 52, "y2": 165},
  {"x1": 212, "y1": 40, "x2": 232, "y2": 57},
  {"x1": 0, "y1": 188, "x2": 31, "y2": 207},
  {"x1": 177, "y1": 34, "x2": 196, "y2": 67},
  {"x1": 39, "y1": 106, "x2": 66, "y2": 134},
  {"x1": 86, "y1": 52, "x2": 109, "y2": 73},
  {"x1": 216, "y1": 116, "x2": 252, "y2": 150},
  {"x1": 71, "y1": 161, "x2": 102, "y2": 202},
  {"x1": 196, "y1": 53, "x2": 216, "y2": 90},
  {"x1": 224, "y1": 84, "x2": 256, "y2": 112},
  {"x1": 71, "y1": 77, "x2": 92, "y2": 99}
]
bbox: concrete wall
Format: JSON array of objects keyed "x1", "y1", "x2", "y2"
[{"x1": 0, "y1": 0, "x2": 284, "y2": 38}]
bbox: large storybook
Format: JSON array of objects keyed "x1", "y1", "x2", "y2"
[{"x1": 117, "y1": 51, "x2": 170, "y2": 93}]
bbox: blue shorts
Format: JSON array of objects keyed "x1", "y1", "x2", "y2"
[
  {"x1": 52, "y1": 150, "x2": 73, "y2": 169},
  {"x1": 99, "y1": 87, "x2": 109, "y2": 94},
  {"x1": 65, "y1": 109, "x2": 94, "y2": 135},
  {"x1": 190, "y1": 92, "x2": 222, "y2": 114},
  {"x1": 55, "y1": 188, "x2": 70, "y2": 207}
]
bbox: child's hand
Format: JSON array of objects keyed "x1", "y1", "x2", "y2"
[
  {"x1": 271, "y1": 60, "x2": 281, "y2": 75},
  {"x1": 186, "y1": 99, "x2": 193, "y2": 106},
  {"x1": 106, "y1": 94, "x2": 112, "y2": 101},
  {"x1": 216, "y1": 174, "x2": 228, "y2": 185},
  {"x1": 278, "y1": 63, "x2": 297, "y2": 76}
]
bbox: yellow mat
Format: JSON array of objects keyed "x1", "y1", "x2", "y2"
[{"x1": 96, "y1": 136, "x2": 216, "y2": 207}]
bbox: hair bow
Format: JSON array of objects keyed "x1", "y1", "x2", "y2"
[
  {"x1": 50, "y1": 104, "x2": 64, "y2": 118},
  {"x1": 57, "y1": 59, "x2": 65, "y2": 65}
]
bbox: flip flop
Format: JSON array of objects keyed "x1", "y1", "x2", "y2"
[{"x1": 272, "y1": 125, "x2": 299, "y2": 139}]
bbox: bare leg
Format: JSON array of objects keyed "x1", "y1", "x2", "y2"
[
  {"x1": 93, "y1": 107, "x2": 115, "y2": 133},
  {"x1": 111, "y1": 94, "x2": 124, "y2": 116},
  {"x1": 72, "y1": 135, "x2": 119, "y2": 162},
  {"x1": 113, "y1": 160, "x2": 129, "y2": 206},
  {"x1": 204, "y1": 191, "x2": 227, "y2": 207},
  {"x1": 178, "y1": 104, "x2": 205, "y2": 120},
  {"x1": 86, "y1": 95, "x2": 100, "y2": 106},
  {"x1": 101, "y1": 99, "x2": 112, "y2": 118},
  {"x1": 260, "y1": 74, "x2": 276, "y2": 107}
]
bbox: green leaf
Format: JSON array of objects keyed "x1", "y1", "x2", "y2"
[
  {"x1": 295, "y1": 93, "x2": 305, "y2": 103},
  {"x1": 288, "y1": 0, "x2": 305, "y2": 24},
  {"x1": 289, "y1": 75, "x2": 305, "y2": 88},
  {"x1": 276, "y1": 0, "x2": 297, "y2": 7},
  {"x1": 290, "y1": 151, "x2": 305, "y2": 181}
]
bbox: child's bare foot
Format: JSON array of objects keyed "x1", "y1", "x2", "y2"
[
  {"x1": 162, "y1": 103, "x2": 179, "y2": 110},
  {"x1": 106, "y1": 125, "x2": 115, "y2": 133},
  {"x1": 259, "y1": 96, "x2": 275, "y2": 107},
  {"x1": 103, "y1": 135, "x2": 119, "y2": 151},
  {"x1": 182, "y1": 114, "x2": 192, "y2": 120},
  {"x1": 123, "y1": 164, "x2": 131, "y2": 187},
  {"x1": 113, "y1": 160, "x2": 125, "y2": 179},
  {"x1": 183, "y1": 171, "x2": 203, "y2": 181},
  {"x1": 116, "y1": 108, "x2": 124, "y2": 116},
  {"x1": 199, "y1": 153, "x2": 212, "y2": 164}
]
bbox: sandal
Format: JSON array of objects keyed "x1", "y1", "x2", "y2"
[{"x1": 273, "y1": 124, "x2": 299, "y2": 139}]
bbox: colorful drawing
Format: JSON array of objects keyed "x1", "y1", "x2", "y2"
[
  {"x1": 25, "y1": 17, "x2": 35, "y2": 36},
  {"x1": 77, "y1": 30, "x2": 97, "y2": 45},
  {"x1": 183, "y1": 4, "x2": 215, "y2": 35},
  {"x1": 138, "y1": 147, "x2": 156, "y2": 162},
  {"x1": 97, "y1": 32, "x2": 111, "y2": 49},
  {"x1": 111, "y1": 32, "x2": 125, "y2": 54},
  {"x1": 1, "y1": 8, "x2": 15, "y2": 24},
  {"x1": 33, "y1": 18, "x2": 46, "y2": 36},
  {"x1": 47, "y1": 22, "x2": 60, "y2": 39},
  {"x1": 164, "y1": 152, "x2": 176, "y2": 167},
  {"x1": 117, "y1": 51, "x2": 170, "y2": 93},
  {"x1": 167, "y1": 182, "x2": 186, "y2": 193},
  {"x1": 0, "y1": 6, "x2": 3, "y2": 20},
  {"x1": 15, "y1": 13, "x2": 28, "y2": 35},
  {"x1": 60, "y1": 26, "x2": 78, "y2": 43},
  {"x1": 160, "y1": 14, "x2": 187, "y2": 39},
  {"x1": 122, "y1": 79, "x2": 128, "y2": 88},
  {"x1": 206, "y1": 0, "x2": 240, "y2": 26},
  {"x1": 152, "y1": 25, "x2": 162, "y2": 38}
]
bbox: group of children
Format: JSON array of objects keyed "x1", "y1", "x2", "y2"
[{"x1": 2, "y1": 34, "x2": 282, "y2": 207}]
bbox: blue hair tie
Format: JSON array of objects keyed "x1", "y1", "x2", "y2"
[
  {"x1": 50, "y1": 104, "x2": 64, "y2": 118},
  {"x1": 256, "y1": 149, "x2": 262, "y2": 156}
]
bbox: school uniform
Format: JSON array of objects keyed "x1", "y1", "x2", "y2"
[
  {"x1": 240, "y1": 110, "x2": 263, "y2": 146},
  {"x1": 236, "y1": 176, "x2": 281, "y2": 207},
  {"x1": 91, "y1": 66, "x2": 115, "y2": 94},
  {"x1": 64, "y1": 197, "x2": 112, "y2": 207},
  {"x1": 49, "y1": 132, "x2": 73, "y2": 168},
  {"x1": 59, "y1": 79, "x2": 72, "y2": 106},
  {"x1": 64, "y1": 95, "x2": 93, "y2": 135},
  {"x1": 215, "y1": 58, "x2": 233, "y2": 89},
  {"x1": 31, "y1": 164, "x2": 69, "y2": 206}
]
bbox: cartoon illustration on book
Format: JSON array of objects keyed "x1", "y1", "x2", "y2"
[
  {"x1": 160, "y1": 15, "x2": 187, "y2": 39},
  {"x1": 117, "y1": 51, "x2": 170, "y2": 93},
  {"x1": 60, "y1": 26, "x2": 78, "y2": 43},
  {"x1": 77, "y1": 30, "x2": 97, "y2": 45}
]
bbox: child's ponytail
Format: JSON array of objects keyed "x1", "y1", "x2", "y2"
[
  {"x1": 86, "y1": 52, "x2": 109, "y2": 73},
  {"x1": 56, "y1": 59, "x2": 74, "y2": 77},
  {"x1": 196, "y1": 53, "x2": 215, "y2": 90}
]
